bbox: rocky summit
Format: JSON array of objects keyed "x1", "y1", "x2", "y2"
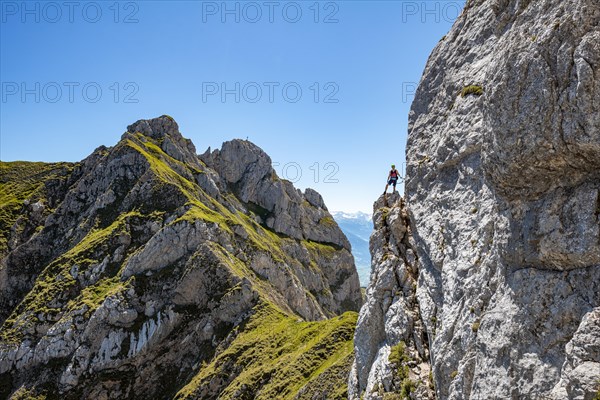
[
  {"x1": 0, "y1": 115, "x2": 362, "y2": 400},
  {"x1": 352, "y1": 0, "x2": 599, "y2": 399}
]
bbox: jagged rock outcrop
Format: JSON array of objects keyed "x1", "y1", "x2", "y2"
[
  {"x1": 349, "y1": 193, "x2": 434, "y2": 400},
  {"x1": 200, "y1": 141, "x2": 350, "y2": 248},
  {"x1": 353, "y1": 0, "x2": 599, "y2": 399},
  {"x1": 0, "y1": 116, "x2": 362, "y2": 399}
]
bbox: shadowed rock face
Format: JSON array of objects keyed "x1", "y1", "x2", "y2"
[
  {"x1": 353, "y1": 0, "x2": 599, "y2": 399},
  {"x1": 0, "y1": 116, "x2": 362, "y2": 400}
]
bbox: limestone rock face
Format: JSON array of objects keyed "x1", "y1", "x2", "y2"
[
  {"x1": 125, "y1": 115, "x2": 199, "y2": 166},
  {"x1": 201, "y1": 140, "x2": 351, "y2": 249},
  {"x1": 0, "y1": 116, "x2": 361, "y2": 399},
  {"x1": 353, "y1": 0, "x2": 600, "y2": 399},
  {"x1": 349, "y1": 193, "x2": 434, "y2": 400}
]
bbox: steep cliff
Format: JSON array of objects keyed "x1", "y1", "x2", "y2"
[
  {"x1": 0, "y1": 116, "x2": 362, "y2": 399},
  {"x1": 352, "y1": 0, "x2": 599, "y2": 399},
  {"x1": 350, "y1": 193, "x2": 434, "y2": 399}
]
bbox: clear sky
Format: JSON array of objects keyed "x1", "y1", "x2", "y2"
[{"x1": 1, "y1": 0, "x2": 464, "y2": 213}]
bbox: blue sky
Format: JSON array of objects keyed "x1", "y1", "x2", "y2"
[{"x1": 1, "y1": 0, "x2": 464, "y2": 212}]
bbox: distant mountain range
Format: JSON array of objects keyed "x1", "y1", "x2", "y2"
[{"x1": 331, "y1": 211, "x2": 373, "y2": 287}]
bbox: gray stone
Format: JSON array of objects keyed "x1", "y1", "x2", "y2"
[
  {"x1": 200, "y1": 139, "x2": 351, "y2": 248},
  {"x1": 354, "y1": 0, "x2": 599, "y2": 399},
  {"x1": 0, "y1": 115, "x2": 362, "y2": 399},
  {"x1": 350, "y1": 194, "x2": 434, "y2": 400}
]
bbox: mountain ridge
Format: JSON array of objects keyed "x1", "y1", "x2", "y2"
[{"x1": 0, "y1": 115, "x2": 362, "y2": 400}]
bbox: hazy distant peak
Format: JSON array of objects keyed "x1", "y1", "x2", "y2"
[{"x1": 331, "y1": 211, "x2": 372, "y2": 222}]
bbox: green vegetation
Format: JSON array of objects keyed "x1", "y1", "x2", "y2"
[
  {"x1": 0, "y1": 161, "x2": 73, "y2": 252},
  {"x1": 381, "y1": 207, "x2": 391, "y2": 220},
  {"x1": 127, "y1": 134, "x2": 294, "y2": 262},
  {"x1": 0, "y1": 211, "x2": 147, "y2": 343},
  {"x1": 208, "y1": 242, "x2": 291, "y2": 311},
  {"x1": 126, "y1": 137, "x2": 197, "y2": 196},
  {"x1": 429, "y1": 370, "x2": 435, "y2": 390},
  {"x1": 319, "y1": 216, "x2": 336, "y2": 227},
  {"x1": 2, "y1": 133, "x2": 347, "y2": 344},
  {"x1": 1, "y1": 131, "x2": 358, "y2": 400},
  {"x1": 303, "y1": 239, "x2": 338, "y2": 259},
  {"x1": 294, "y1": 351, "x2": 355, "y2": 400},
  {"x1": 450, "y1": 370, "x2": 458, "y2": 379},
  {"x1": 10, "y1": 387, "x2": 47, "y2": 400},
  {"x1": 229, "y1": 211, "x2": 286, "y2": 261},
  {"x1": 389, "y1": 341, "x2": 410, "y2": 370},
  {"x1": 388, "y1": 341, "x2": 415, "y2": 399},
  {"x1": 460, "y1": 85, "x2": 484, "y2": 97},
  {"x1": 70, "y1": 276, "x2": 132, "y2": 312},
  {"x1": 175, "y1": 302, "x2": 357, "y2": 400},
  {"x1": 400, "y1": 379, "x2": 416, "y2": 398},
  {"x1": 417, "y1": 155, "x2": 431, "y2": 166},
  {"x1": 471, "y1": 320, "x2": 480, "y2": 332}
]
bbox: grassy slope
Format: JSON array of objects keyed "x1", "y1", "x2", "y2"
[
  {"x1": 0, "y1": 211, "x2": 146, "y2": 344},
  {"x1": 0, "y1": 161, "x2": 73, "y2": 253},
  {"x1": 176, "y1": 302, "x2": 357, "y2": 400},
  {"x1": 1, "y1": 134, "x2": 358, "y2": 398}
]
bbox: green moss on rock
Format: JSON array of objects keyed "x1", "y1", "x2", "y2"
[
  {"x1": 9, "y1": 387, "x2": 47, "y2": 400},
  {"x1": 302, "y1": 240, "x2": 339, "y2": 258},
  {"x1": 387, "y1": 341, "x2": 416, "y2": 399},
  {"x1": 319, "y1": 216, "x2": 336, "y2": 227},
  {"x1": 460, "y1": 85, "x2": 484, "y2": 97}
]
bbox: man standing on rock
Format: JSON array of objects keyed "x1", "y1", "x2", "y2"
[{"x1": 383, "y1": 164, "x2": 401, "y2": 194}]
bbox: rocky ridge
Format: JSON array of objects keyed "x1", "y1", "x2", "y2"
[
  {"x1": 349, "y1": 193, "x2": 434, "y2": 399},
  {"x1": 0, "y1": 115, "x2": 362, "y2": 399},
  {"x1": 352, "y1": 0, "x2": 600, "y2": 399}
]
